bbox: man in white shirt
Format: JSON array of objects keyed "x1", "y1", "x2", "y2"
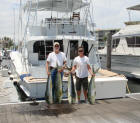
[
  {"x1": 71, "y1": 47, "x2": 94, "y2": 103},
  {"x1": 46, "y1": 42, "x2": 66, "y2": 101}
]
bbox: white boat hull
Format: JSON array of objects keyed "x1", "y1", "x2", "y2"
[
  {"x1": 10, "y1": 51, "x2": 127, "y2": 100},
  {"x1": 19, "y1": 76, "x2": 127, "y2": 100}
]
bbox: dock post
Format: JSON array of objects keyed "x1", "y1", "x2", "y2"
[{"x1": 106, "y1": 32, "x2": 112, "y2": 71}]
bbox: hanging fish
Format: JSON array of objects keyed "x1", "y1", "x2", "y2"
[
  {"x1": 55, "y1": 66, "x2": 63, "y2": 103},
  {"x1": 68, "y1": 73, "x2": 77, "y2": 104},
  {"x1": 45, "y1": 75, "x2": 53, "y2": 104},
  {"x1": 88, "y1": 75, "x2": 96, "y2": 104}
]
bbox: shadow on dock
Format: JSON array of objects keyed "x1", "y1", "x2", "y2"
[{"x1": 1, "y1": 98, "x2": 140, "y2": 123}]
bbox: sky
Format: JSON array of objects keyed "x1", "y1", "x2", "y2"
[
  {"x1": 0, "y1": 0, "x2": 140, "y2": 40},
  {"x1": 93, "y1": 0, "x2": 140, "y2": 29}
]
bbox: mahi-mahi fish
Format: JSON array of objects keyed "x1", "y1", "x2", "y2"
[
  {"x1": 88, "y1": 67, "x2": 100, "y2": 104},
  {"x1": 55, "y1": 65, "x2": 63, "y2": 103},
  {"x1": 68, "y1": 73, "x2": 77, "y2": 104},
  {"x1": 45, "y1": 75, "x2": 53, "y2": 104},
  {"x1": 88, "y1": 75, "x2": 96, "y2": 104}
]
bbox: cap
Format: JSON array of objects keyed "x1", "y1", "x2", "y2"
[{"x1": 54, "y1": 42, "x2": 60, "y2": 46}]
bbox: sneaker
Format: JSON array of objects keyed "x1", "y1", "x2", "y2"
[
  {"x1": 85, "y1": 100, "x2": 89, "y2": 104},
  {"x1": 78, "y1": 100, "x2": 81, "y2": 104}
]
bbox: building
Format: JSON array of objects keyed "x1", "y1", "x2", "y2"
[{"x1": 95, "y1": 29, "x2": 120, "y2": 49}]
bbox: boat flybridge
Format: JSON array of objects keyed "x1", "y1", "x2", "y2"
[
  {"x1": 98, "y1": 4, "x2": 140, "y2": 79},
  {"x1": 10, "y1": 0, "x2": 127, "y2": 100}
]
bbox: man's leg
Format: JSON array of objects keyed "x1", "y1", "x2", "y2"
[
  {"x1": 83, "y1": 77, "x2": 88, "y2": 101},
  {"x1": 61, "y1": 72, "x2": 63, "y2": 78},
  {"x1": 83, "y1": 90, "x2": 88, "y2": 100},
  {"x1": 77, "y1": 91, "x2": 81, "y2": 101},
  {"x1": 76, "y1": 77, "x2": 81, "y2": 102},
  {"x1": 51, "y1": 69, "x2": 57, "y2": 102}
]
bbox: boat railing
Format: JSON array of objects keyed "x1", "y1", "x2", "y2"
[{"x1": 41, "y1": 18, "x2": 86, "y2": 25}]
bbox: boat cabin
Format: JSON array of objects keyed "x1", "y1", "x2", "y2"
[{"x1": 26, "y1": 38, "x2": 97, "y2": 67}]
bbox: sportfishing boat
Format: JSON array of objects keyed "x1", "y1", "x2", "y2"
[
  {"x1": 10, "y1": 0, "x2": 127, "y2": 100},
  {"x1": 98, "y1": 4, "x2": 140, "y2": 79}
]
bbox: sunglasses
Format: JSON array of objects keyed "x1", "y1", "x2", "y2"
[
  {"x1": 78, "y1": 50, "x2": 83, "y2": 52},
  {"x1": 55, "y1": 45, "x2": 59, "y2": 47}
]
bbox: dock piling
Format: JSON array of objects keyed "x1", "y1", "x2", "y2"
[{"x1": 106, "y1": 32, "x2": 112, "y2": 71}]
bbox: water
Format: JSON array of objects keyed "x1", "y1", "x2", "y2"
[{"x1": 127, "y1": 77, "x2": 140, "y2": 93}]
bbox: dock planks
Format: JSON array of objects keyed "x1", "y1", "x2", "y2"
[{"x1": 0, "y1": 98, "x2": 140, "y2": 123}]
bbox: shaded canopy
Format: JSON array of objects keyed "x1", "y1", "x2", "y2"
[
  {"x1": 113, "y1": 24, "x2": 140, "y2": 39},
  {"x1": 24, "y1": 0, "x2": 89, "y2": 12},
  {"x1": 127, "y1": 4, "x2": 140, "y2": 11}
]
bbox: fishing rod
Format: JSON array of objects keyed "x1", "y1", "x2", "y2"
[
  {"x1": 66, "y1": 40, "x2": 70, "y2": 58},
  {"x1": 87, "y1": 44, "x2": 94, "y2": 56}
]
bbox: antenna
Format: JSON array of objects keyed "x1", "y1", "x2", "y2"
[
  {"x1": 18, "y1": 0, "x2": 22, "y2": 51},
  {"x1": 127, "y1": 10, "x2": 131, "y2": 22},
  {"x1": 13, "y1": 8, "x2": 16, "y2": 50}
]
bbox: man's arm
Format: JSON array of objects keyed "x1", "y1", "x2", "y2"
[
  {"x1": 63, "y1": 61, "x2": 67, "y2": 68},
  {"x1": 87, "y1": 64, "x2": 95, "y2": 77},
  {"x1": 63, "y1": 61, "x2": 66, "y2": 65},
  {"x1": 71, "y1": 65, "x2": 77, "y2": 73},
  {"x1": 58, "y1": 53, "x2": 67, "y2": 72},
  {"x1": 63, "y1": 53, "x2": 67, "y2": 69},
  {"x1": 58, "y1": 60, "x2": 67, "y2": 72},
  {"x1": 46, "y1": 61, "x2": 50, "y2": 75}
]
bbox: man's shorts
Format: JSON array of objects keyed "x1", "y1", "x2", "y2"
[{"x1": 76, "y1": 76, "x2": 88, "y2": 91}]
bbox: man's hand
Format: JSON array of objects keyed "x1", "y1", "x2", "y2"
[
  {"x1": 47, "y1": 72, "x2": 51, "y2": 75},
  {"x1": 91, "y1": 73, "x2": 95, "y2": 77},
  {"x1": 58, "y1": 68, "x2": 63, "y2": 72}
]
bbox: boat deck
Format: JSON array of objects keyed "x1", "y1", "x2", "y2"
[
  {"x1": 24, "y1": 69, "x2": 123, "y2": 83},
  {"x1": 0, "y1": 97, "x2": 140, "y2": 123}
]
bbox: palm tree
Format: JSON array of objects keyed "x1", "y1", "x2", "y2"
[{"x1": 0, "y1": 37, "x2": 14, "y2": 49}]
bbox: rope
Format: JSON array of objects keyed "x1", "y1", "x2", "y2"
[
  {"x1": 121, "y1": 75, "x2": 140, "y2": 101},
  {"x1": 120, "y1": 74, "x2": 131, "y2": 94},
  {"x1": 126, "y1": 82, "x2": 131, "y2": 94}
]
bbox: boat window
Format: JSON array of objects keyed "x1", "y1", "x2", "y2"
[
  {"x1": 70, "y1": 40, "x2": 78, "y2": 60},
  {"x1": 45, "y1": 41, "x2": 53, "y2": 58},
  {"x1": 126, "y1": 37, "x2": 140, "y2": 47},
  {"x1": 98, "y1": 39, "x2": 105, "y2": 50},
  {"x1": 136, "y1": 37, "x2": 140, "y2": 47},
  {"x1": 33, "y1": 41, "x2": 45, "y2": 60},
  {"x1": 33, "y1": 41, "x2": 40, "y2": 53},
  {"x1": 33, "y1": 40, "x2": 53, "y2": 60},
  {"x1": 54, "y1": 40, "x2": 63, "y2": 51},
  {"x1": 98, "y1": 31, "x2": 104, "y2": 37},
  {"x1": 81, "y1": 41, "x2": 88, "y2": 56},
  {"x1": 112, "y1": 39, "x2": 120, "y2": 48}
]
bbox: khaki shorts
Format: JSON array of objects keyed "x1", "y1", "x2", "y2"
[{"x1": 76, "y1": 76, "x2": 88, "y2": 91}]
